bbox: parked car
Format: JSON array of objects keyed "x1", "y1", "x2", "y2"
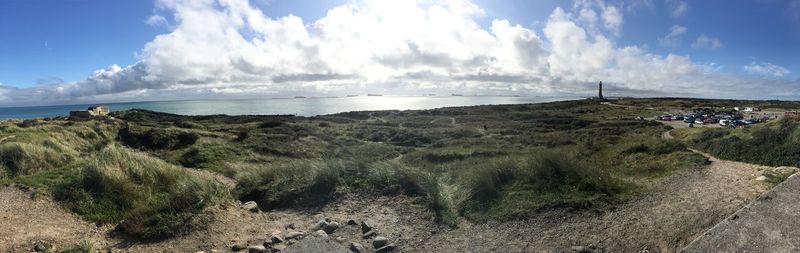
[
  {"x1": 695, "y1": 119, "x2": 705, "y2": 124},
  {"x1": 674, "y1": 115, "x2": 684, "y2": 120},
  {"x1": 683, "y1": 117, "x2": 695, "y2": 123},
  {"x1": 719, "y1": 119, "x2": 729, "y2": 126},
  {"x1": 704, "y1": 118, "x2": 718, "y2": 124}
]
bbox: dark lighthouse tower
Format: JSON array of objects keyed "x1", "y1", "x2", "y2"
[{"x1": 598, "y1": 81, "x2": 604, "y2": 100}]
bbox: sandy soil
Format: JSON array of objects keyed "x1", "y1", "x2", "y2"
[{"x1": 0, "y1": 127, "x2": 786, "y2": 253}]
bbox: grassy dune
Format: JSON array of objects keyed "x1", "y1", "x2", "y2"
[{"x1": 0, "y1": 99, "x2": 718, "y2": 239}]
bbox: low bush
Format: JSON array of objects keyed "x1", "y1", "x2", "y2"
[
  {"x1": 235, "y1": 160, "x2": 340, "y2": 209},
  {"x1": 56, "y1": 145, "x2": 224, "y2": 239},
  {"x1": 119, "y1": 125, "x2": 199, "y2": 150}
]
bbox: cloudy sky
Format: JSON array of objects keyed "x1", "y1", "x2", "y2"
[{"x1": 0, "y1": 0, "x2": 799, "y2": 106}]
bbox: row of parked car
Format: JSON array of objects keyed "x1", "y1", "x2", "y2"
[{"x1": 657, "y1": 113, "x2": 766, "y2": 127}]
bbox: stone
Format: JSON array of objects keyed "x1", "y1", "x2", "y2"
[
  {"x1": 346, "y1": 219, "x2": 358, "y2": 226},
  {"x1": 571, "y1": 245, "x2": 592, "y2": 253},
  {"x1": 349, "y1": 242, "x2": 366, "y2": 253},
  {"x1": 756, "y1": 176, "x2": 768, "y2": 181},
  {"x1": 362, "y1": 230, "x2": 377, "y2": 239},
  {"x1": 232, "y1": 244, "x2": 247, "y2": 251},
  {"x1": 269, "y1": 234, "x2": 285, "y2": 244},
  {"x1": 247, "y1": 245, "x2": 268, "y2": 253},
  {"x1": 284, "y1": 223, "x2": 295, "y2": 230},
  {"x1": 194, "y1": 251, "x2": 207, "y2": 253},
  {"x1": 314, "y1": 229, "x2": 329, "y2": 238},
  {"x1": 372, "y1": 236, "x2": 389, "y2": 248},
  {"x1": 376, "y1": 244, "x2": 396, "y2": 253},
  {"x1": 285, "y1": 231, "x2": 306, "y2": 239},
  {"x1": 312, "y1": 219, "x2": 329, "y2": 231},
  {"x1": 335, "y1": 236, "x2": 348, "y2": 243},
  {"x1": 271, "y1": 243, "x2": 288, "y2": 252},
  {"x1": 33, "y1": 241, "x2": 52, "y2": 252},
  {"x1": 323, "y1": 221, "x2": 340, "y2": 234},
  {"x1": 360, "y1": 221, "x2": 373, "y2": 233},
  {"x1": 242, "y1": 201, "x2": 259, "y2": 212}
]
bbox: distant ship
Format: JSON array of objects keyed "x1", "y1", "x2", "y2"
[
  {"x1": 346, "y1": 94, "x2": 359, "y2": 97},
  {"x1": 294, "y1": 96, "x2": 307, "y2": 98},
  {"x1": 367, "y1": 94, "x2": 383, "y2": 96},
  {"x1": 451, "y1": 93, "x2": 463, "y2": 96},
  {"x1": 428, "y1": 94, "x2": 437, "y2": 96}
]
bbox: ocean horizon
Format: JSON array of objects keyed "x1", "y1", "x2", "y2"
[{"x1": 0, "y1": 95, "x2": 582, "y2": 120}]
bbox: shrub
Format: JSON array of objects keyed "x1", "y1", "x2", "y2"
[
  {"x1": 235, "y1": 160, "x2": 340, "y2": 209},
  {"x1": 0, "y1": 142, "x2": 71, "y2": 176},
  {"x1": 258, "y1": 120, "x2": 284, "y2": 128},
  {"x1": 119, "y1": 125, "x2": 199, "y2": 150},
  {"x1": 56, "y1": 145, "x2": 224, "y2": 239}
]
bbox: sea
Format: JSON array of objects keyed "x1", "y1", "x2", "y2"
[{"x1": 0, "y1": 95, "x2": 580, "y2": 120}]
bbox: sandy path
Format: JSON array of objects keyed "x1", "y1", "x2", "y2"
[{"x1": 0, "y1": 187, "x2": 108, "y2": 252}]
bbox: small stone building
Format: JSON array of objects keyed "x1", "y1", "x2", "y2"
[{"x1": 69, "y1": 105, "x2": 109, "y2": 120}]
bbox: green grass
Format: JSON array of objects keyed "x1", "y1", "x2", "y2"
[
  {"x1": 55, "y1": 145, "x2": 226, "y2": 239},
  {"x1": 62, "y1": 240, "x2": 94, "y2": 253},
  {"x1": 681, "y1": 118, "x2": 800, "y2": 167}
]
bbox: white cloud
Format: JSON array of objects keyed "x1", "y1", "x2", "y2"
[
  {"x1": 691, "y1": 35, "x2": 723, "y2": 49},
  {"x1": 658, "y1": 25, "x2": 687, "y2": 47},
  {"x1": 0, "y1": 0, "x2": 796, "y2": 105},
  {"x1": 145, "y1": 15, "x2": 169, "y2": 27},
  {"x1": 744, "y1": 62, "x2": 791, "y2": 77},
  {"x1": 669, "y1": 0, "x2": 689, "y2": 17}
]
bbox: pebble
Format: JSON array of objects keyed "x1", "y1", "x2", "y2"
[
  {"x1": 372, "y1": 236, "x2": 389, "y2": 248},
  {"x1": 349, "y1": 242, "x2": 366, "y2": 253},
  {"x1": 285, "y1": 231, "x2": 306, "y2": 240}
]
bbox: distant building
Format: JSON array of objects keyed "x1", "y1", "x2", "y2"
[{"x1": 70, "y1": 105, "x2": 109, "y2": 120}]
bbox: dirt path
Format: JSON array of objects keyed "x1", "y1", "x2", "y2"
[{"x1": 0, "y1": 186, "x2": 109, "y2": 252}]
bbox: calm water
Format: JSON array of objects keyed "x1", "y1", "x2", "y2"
[{"x1": 0, "y1": 96, "x2": 579, "y2": 120}]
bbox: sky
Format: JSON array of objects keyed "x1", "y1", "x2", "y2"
[{"x1": 0, "y1": 0, "x2": 799, "y2": 106}]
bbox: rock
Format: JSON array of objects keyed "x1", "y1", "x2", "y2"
[
  {"x1": 349, "y1": 242, "x2": 366, "y2": 253},
  {"x1": 33, "y1": 241, "x2": 52, "y2": 252},
  {"x1": 271, "y1": 243, "x2": 288, "y2": 252},
  {"x1": 232, "y1": 244, "x2": 247, "y2": 251},
  {"x1": 312, "y1": 219, "x2": 329, "y2": 231},
  {"x1": 285, "y1": 231, "x2": 306, "y2": 240},
  {"x1": 242, "y1": 201, "x2": 259, "y2": 212},
  {"x1": 247, "y1": 245, "x2": 268, "y2": 253},
  {"x1": 269, "y1": 235, "x2": 285, "y2": 244},
  {"x1": 360, "y1": 221, "x2": 373, "y2": 233},
  {"x1": 571, "y1": 245, "x2": 592, "y2": 253},
  {"x1": 284, "y1": 223, "x2": 295, "y2": 230},
  {"x1": 194, "y1": 251, "x2": 207, "y2": 253},
  {"x1": 324, "y1": 221, "x2": 340, "y2": 234},
  {"x1": 756, "y1": 176, "x2": 768, "y2": 181},
  {"x1": 372, "y1": 236, "x2": 389, "y2": 248},
  {"x1": 362, "y1": 230, "x2": 377, "y2": 239},
  {"x1": 346, "y1": 219, "x2": 358, "y2": 226},
  {"x1": 335, "y1": 236, "x2": 348, "y2": 243},
  {"x1": 376, "y1": 243, "x2": 396, "y2": 253},
  {"x1": 314, "y1": 229, "x2": 329, "y2": 238}
]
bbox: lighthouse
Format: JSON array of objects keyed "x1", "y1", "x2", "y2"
[{"x1": 598, "y1": 81, "x2": 604, "y2": 100}]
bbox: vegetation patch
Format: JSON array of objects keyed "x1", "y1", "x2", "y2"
[{"x1": 56, "y1": 145, "x2": 225, "y2": 239}]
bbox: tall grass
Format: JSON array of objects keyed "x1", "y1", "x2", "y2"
[
  {"x1": 0, "y1": 143, "x2": 71, "y2": 176},
  {"x1": 56, "y1": 145, "x2": 225, "y2": 239},
  {"x1": 455, "y1": 149, "x2": 629, "y2": 221}
]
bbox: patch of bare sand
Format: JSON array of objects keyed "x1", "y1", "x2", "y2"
[{"x1": 0, "y1": 186, "x2": 108, "y2": 252}]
